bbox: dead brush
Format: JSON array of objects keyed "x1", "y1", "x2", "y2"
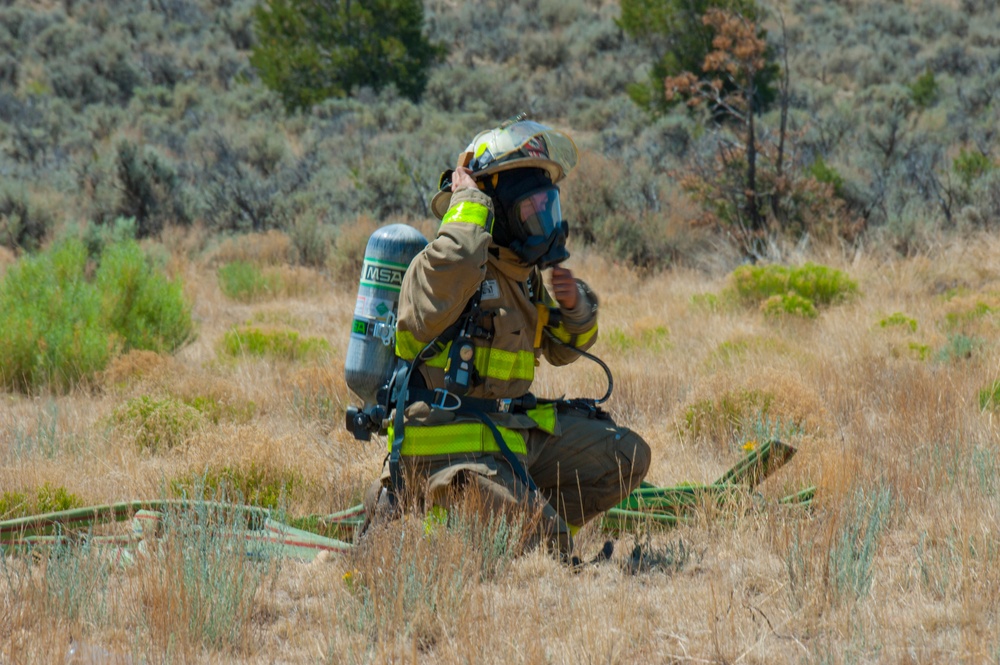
[
  {"x1": 130, "y1": 501, "x2": 278, "y2": 659},
  {"x1": 209, "y1": 230, "x2": 294, "y2": 267},
  {"x1": 343, "y1": 514, "x2": 477, "y2": 654}
]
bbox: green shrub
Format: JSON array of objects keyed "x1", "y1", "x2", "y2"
[
  {"x1": 288, "y1": 212, "x2": 332, "y2": 267},
  {"x1": 97, "y1": 239, "x2": 193, "y2": 352},
  {"x1": 171, "y1": 464, "x2": 304, "y2": 511},
  {"x1": 760, "y1": 293, "x2": 818, "y2": 319},
  {"x1": 682, "y1": 388, "x2": 775, "y2": 445},
  {"x1": 979, "y1": 380, "x2": 1000, "y2": 412},
  {"x1": 908, "y1": 69, "x2": 939, "y2": 109},
  {"x1": 113, "y1": 395, "x2": 203, "y2": 452},
  {"x1": 81, "y1": 217, "x2": 139, "y2": 259},
  {"x1": 729, "y1": 262, "x2": 858, "y2": 316},
  {"x1": 250, "y1": 0, "x2": 444, "y2": 111},
  {"x1": 0, "y1": 483, "x2": 82, "y2": 519},
  {"x1": 221, "y1": 326, "x2": 330, "y2": 361},
  {"x1": 953, "y1": 148, "x2": 993, "y2": 190},
  {"x1": 183, "y1": 395, "x2": 257, "y2": 425},
  {"x1": 0, "y1": 239, "x2": 111, "y2": 392},
  {"x1": 808, "y1": 156, "x2": 845, "y2": 197},
  {"x1": 943, "y1": 302, "x2": 993, "y2": 330},
  {"x1": 217, "y1": 261, "x2": 283, "y2": 302},
  {"x1": 936, "y1": 334, "x2": 980, "y2": 362},
  {"x1": 0, "y1": 235, "x2": 192, "y2": 392},
  {"x1": 113, "y1": 140, "x2": 188, "y2": 237},
  {"x1": 879, "y1": 312, "x2": 918, "y2": 332}
]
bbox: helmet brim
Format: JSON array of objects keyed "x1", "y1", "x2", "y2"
[{"x1": 429, "y1": 158, "x2": 564, "y2": 220}]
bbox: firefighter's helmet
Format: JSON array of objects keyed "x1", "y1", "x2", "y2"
[{"x1": 430, "y1": 118, "x2": 579, "y2": 220}]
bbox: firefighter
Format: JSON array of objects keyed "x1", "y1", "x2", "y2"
[{"x1": 364, "y1": 118, "x2": 651, "y2": 557}]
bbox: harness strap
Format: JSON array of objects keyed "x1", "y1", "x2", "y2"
[
  {"x1": 457, "y1": 405, "x2": 537, "y2": 492},
  {"x1": 386, "y1": 284, "x2": 488, "y2": 503}
]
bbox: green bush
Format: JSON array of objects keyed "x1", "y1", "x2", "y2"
[
  {"x1": 0, "y1": 483, "x2": 82, "y2": 519},
  {"x1": 0, "y1": 239, "x2": 111, "y2": 392},
  {"x1": 217, "y1": 261, "x2": 283, "y2": 302},
  {"x1": 171, "y1": 465, "x2": 305, "y2": 511},
  {"x1": 113, "y1": 140, "x2": 188, "y2": 237},
  {"x1": 760, "y1": 293, "x2": 818, "y2": 319},
  {"x1": 682, "y1": 388, "x2": 775, "y2": 446},
  {"x1": 97, "y1": 240, "x2": 193, "y2": 352},
  {"x1": 0, "y1": 235, "x2": 191, "y2": 392},
  {"x1": 113, "y1": 395, "x2": 203, "y2": 452},
  {"x1": 879, "y1": 312, "x2": 918, "y2": 332},
  {"x1": 250, "y1": 0, "x2": 445, "y2": 111},
  {"x1": 221, "y1": 326, "x2": 330, "y2": 361},
  {"x1": 606, "y1": 325, "x2": 671, "y2": 352},
  {"x1": 183, "y1": 395, "x2": 257, "y2": 425},
  {"x1": 729, "y1": 262, "x2": 858, "y2": 316},
  {"x1": 943, "y1": 302, "x2": 994, "y2": 331},
  {"x1": 690, "y1": 293, "x2": 721, "y2": 312},
  {"x1": 908, "y1": 69, "x2": 939, "y2": 109},
  {"x1": 954, "y1": 148, "x2": 994, "y2": 189},
  {"x1": 936, "y1": 334, "x2": 979, "y2": 362},
  {"x1": 808, "y1": 156, "x2": 845, "y2": 197}
]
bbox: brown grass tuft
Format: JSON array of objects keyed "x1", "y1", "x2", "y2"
[
  {"x1": 100, "y1": 349, "x2": 174, "y2": 389},
  {"x1": 210, "y1": 230, "x2": 294, "y2": 267}
]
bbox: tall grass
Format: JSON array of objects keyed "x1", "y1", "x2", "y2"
[
  {"x1": 4, "y1": 230, "x2": 1000, "y2": 661},
  {"x1": 0, "y1": 500, "x2": 277, "y2": 661},
  {"x1": 829, "y1": 486, "x2": 894, "y2": 600}
]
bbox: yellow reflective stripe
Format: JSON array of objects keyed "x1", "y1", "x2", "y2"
[
  {"x1": 442, "y1": 202, "x2": 490, "y2": 228},
  {"x1": 387, "y1": 422, "x2": 527, "y2": 456},
  {"x1": 417, "y1": 342, "x2": 535, "y2": 382},
  {"x1": 395, "y1": 329, "x2": 427, "y2": 360},
  {"x1": 526, "y1": 403, "x2": 557, "y2": 434},
  {"x1": 481, "y1": 346, "x2": 535, "y2": 381},
  {"x1": 550, "y1": 322, "x2": 598, "y2": 347}
]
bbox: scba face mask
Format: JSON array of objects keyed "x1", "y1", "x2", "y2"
[{"x1": 508, "y1": 186, "x2": 569, "y2": 268}]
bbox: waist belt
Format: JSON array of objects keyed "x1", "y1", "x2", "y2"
[{"x1": 407, "y1": 388, "x2": 537, "y2": 414}]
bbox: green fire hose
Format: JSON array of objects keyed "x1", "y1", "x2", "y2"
[{"x1": 1, "y1": 440, "x2": 812, "y2": 562}]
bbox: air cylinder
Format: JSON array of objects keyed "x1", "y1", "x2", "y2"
[{"x1": 344, "y1": 223, "x2": 428, "y2": 407}]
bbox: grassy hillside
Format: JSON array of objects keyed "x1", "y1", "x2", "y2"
[
  {"x1": 2, "y1": 0, "x2": 1000, "y2": 662},
  {"x1": 1, "y1": 0, "x2": 998, "y2": 262}
]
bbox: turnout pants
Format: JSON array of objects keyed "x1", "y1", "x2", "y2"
[{"x1": 364, "y1": 407, "x2": 651, "y2": 555}]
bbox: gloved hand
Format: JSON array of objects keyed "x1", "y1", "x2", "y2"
[
  {"x1": 550, "y1": 266, "x2": 579, "y2": 310},
  {"x1": 451, "y1": 166, "x2": 477, "y2": 192}
]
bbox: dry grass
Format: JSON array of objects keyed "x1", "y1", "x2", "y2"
[{"x1": 3, "y1": 228, "x2": 1000, "y2": 663}]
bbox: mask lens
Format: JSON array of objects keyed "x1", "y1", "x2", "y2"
[{"x1": 514, "y1": 188, "x2": 561, "y2": 237}]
